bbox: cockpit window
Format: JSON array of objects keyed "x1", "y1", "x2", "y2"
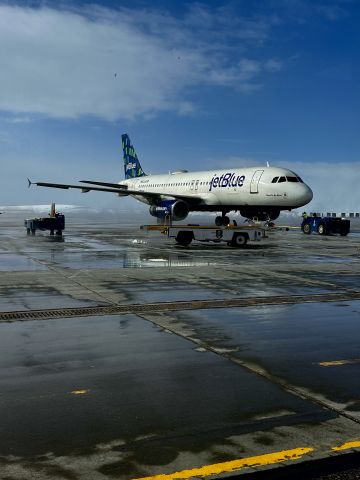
[{"x1": 272, "y1": 175, "x2": 303, "y2": 183}]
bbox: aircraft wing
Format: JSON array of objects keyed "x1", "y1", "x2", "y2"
[
  {"x1": 79, "y1": 180, "x2": 201, "y2": 202},
  {"x1": 30, "y1": 180, "x2": 203, "y2": 204},
  {"x1": 30, "y1": 181, "x2": 130, "y2": 195}
]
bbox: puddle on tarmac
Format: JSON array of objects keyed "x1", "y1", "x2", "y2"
[{"x1": 0, "y1": 254, "x2": 48, "y2": 271}]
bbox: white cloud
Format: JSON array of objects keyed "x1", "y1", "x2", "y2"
[
  {"x1": 0, "y1": 4, "x2": 280, "y2": 121},
  {"x1": 5, "y1": 116, "x2": 32, "y2": 124}
]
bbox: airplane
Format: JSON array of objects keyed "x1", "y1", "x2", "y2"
[{"x1": 30, "y1": 133, "x2": 313, "y2": 225}]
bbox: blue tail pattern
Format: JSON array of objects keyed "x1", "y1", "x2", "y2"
[{"x1": 122, "y1": 134, "x2": 146, "y2": 179}]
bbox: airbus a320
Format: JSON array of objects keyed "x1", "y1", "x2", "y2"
[{"x1": 30, "y1": 134, "x2": 313, "y2": 225}]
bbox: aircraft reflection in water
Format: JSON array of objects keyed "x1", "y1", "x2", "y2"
[{"x1": 122, "y1": 252, "x2": 215, "y2": 268}]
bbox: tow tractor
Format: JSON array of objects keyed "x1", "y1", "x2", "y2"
[
  {"x1": 301, "y1": 216, "x2": 350, "y2": 236},
  {"x1": 24, "y1": 203, "x2": 65, "y2": 236},
  {"x1": 141, "y1": 224, "x2": 263, "y2": 247}
]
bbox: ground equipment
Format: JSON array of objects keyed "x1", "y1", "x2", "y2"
[
  {"x1": 301, "y1": 216, "x2": 350, "y2": 236},
  {"x1": 141, "y1": 224, "x2": 263, "y2": 247},
  {"x1": 24, "y1": 203, "x2": 65, "y2": 236}
]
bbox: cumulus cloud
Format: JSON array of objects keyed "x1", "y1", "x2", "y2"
[{"x1": 0, "y1": 4, "x2": 281, "y2": 120}]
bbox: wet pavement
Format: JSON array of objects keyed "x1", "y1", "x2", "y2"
[{"x1": 0, "y1": 212, "x2": 359, "y2": 479}]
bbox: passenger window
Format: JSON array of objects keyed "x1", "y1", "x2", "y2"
[
  {"x1": 286, "y1": 176, "x2": 298, "y2": 182},
  {"x1": 272, "y1": 177, "x2": 279, "y2": 183},
  {"x1": 278, "y1": 176, "x2": 286, "y2": 183}
]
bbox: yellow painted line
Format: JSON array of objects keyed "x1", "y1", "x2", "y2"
[
  {"x1": 70, "y1": 389, "x2": 90, "y2": 395},
  {"x1": 318, "y1": 358, "x2": 360, "y2": 367},
  {"x1": 132, "y1": 447, "x2": 314, "y2": 480},
  {"x1": 332, "y1": 440, "x2": 360, "y2": 452}
]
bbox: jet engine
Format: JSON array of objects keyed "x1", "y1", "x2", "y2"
[
  {"x1": 149, "y1": 200, "x2": 189, "y2": 221},
  {"x1": 239, "y1": 208, "x2": 280, "y2": 221}
]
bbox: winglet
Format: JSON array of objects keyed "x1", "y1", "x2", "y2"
[{"x1": 27, "y1": 178, "x2": 32, "y2": 188}]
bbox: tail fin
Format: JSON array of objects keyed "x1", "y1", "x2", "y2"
[{"x1": 122, "y1": 134, "x2": 147, "y2": 179}]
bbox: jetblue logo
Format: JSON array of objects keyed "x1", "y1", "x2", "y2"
[
  {"x1": 209, "y1": 173, "x2": 245, "y2": 192},
  {"x1": 126, "y1": 162, "x2": 137, "y2": 171}
]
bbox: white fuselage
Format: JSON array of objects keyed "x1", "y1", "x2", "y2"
[{"x1": 122, "y1": 166, "x2": 313, "y2": 212}]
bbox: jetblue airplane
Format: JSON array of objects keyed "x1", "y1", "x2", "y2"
[{"x1": 31, "y1": 134, "x2": 313, "y2": 225}]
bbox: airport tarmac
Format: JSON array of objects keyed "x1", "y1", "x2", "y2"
[{"x1": 0, "y1": 211, "x2": 359, "y2": 480}]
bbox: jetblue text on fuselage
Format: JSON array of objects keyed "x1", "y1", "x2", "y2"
[{"x1": 209, "y1": 173, "x2": 245, "y2": 192}]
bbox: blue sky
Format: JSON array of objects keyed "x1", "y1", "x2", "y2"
[{"x1": 0, "y1": 0, "x2": 359, "y2": 212}]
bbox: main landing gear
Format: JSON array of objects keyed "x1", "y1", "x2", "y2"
[{"x1": 215, "y1": 213, "x2": 230, "y2": 227}]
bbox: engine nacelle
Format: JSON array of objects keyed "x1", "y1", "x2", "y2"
[
  {"x1": 240, "y1": 208, "x2": 280, "y2": 221},
  {"x1": 149, "y1": 200, "x2": 189, "y2": 221}
]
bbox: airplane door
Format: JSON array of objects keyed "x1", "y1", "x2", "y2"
[
  {"x1": 190, "y1": 180, "x2": 195, "y2": 190},
  {"x1": 250, "y1": 170, "x2": 264, "y2": 194},
  {"x1": 194, "y1": 180, "x2": 199, "y2": 191}
]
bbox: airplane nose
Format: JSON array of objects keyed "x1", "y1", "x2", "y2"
[{"x1": 301, "y1": 184, "x2": 313, "y2": 204}]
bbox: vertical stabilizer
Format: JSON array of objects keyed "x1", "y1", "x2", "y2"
[{"x1": 122, "y1": 134, "x2": 147, "y2": 179}]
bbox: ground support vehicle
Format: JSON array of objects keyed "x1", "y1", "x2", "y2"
[
  {"x1": 141, "y1": 224, "x2": 263, "y2": 247},
  {"x1": 24, "y1": 214, "x2": 65, "y2": 236},
  {"x1": 301, "y1": 216, "x2": 350, "y2": 236}
]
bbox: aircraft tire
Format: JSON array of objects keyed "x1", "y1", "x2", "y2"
[
  {"x1": 215, "y1": 216, "x2": 223, "y2": 227},
  {"x1": 223, "y1": 216, "x2": 230, "y2": 226}
]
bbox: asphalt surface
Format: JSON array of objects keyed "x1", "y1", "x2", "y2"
[{"x1": 0, "y1": 210, "x2": 359, "y2": 479}]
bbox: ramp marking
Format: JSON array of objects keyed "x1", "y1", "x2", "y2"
[
  {"x1": 134, "y1": 441, "x2": 360, "y2": 480},
  {"x1": 332, "y1": 440, "x2": 360, "y2": 452},
  {"x1": 132, "y1": 447, "x2": 314, "y2": 480},
  {"x1": 70, "y1": 389, "x2": 90, "y2": 395},
  {"x1": 319, "y1": 358, "x2": 360, "y2": 367}
]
